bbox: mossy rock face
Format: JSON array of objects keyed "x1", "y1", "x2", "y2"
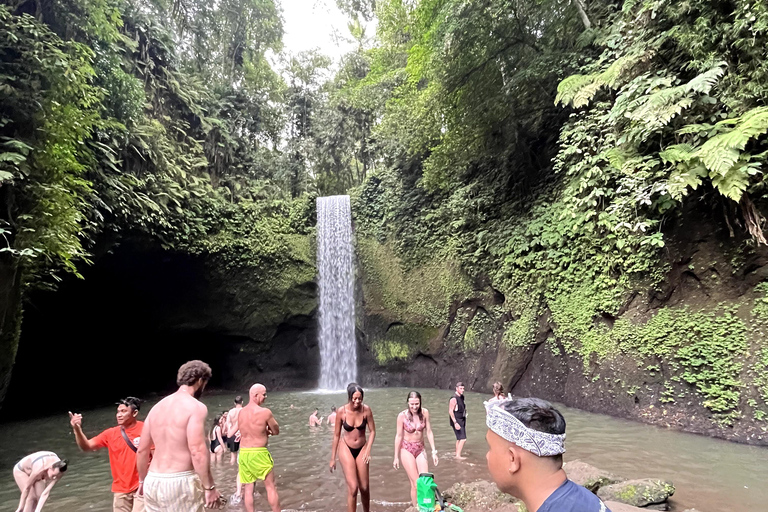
[
  {"x1": 597, "y1": 479, "x2": 675, "y2": 507},
  {"x1": 371, "y1": 322, "x2": 440, "y2": 364},
  {"x1": 563, "y1": 460, "x2": 623, "y2": 492}
]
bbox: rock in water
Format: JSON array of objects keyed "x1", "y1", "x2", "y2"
[
  {"x1": 564, "y1": 460, "x2": 623, "y2": 492},
  {"x1": 597, "y1": 479, "x2": 675, "y2": 507},
  {"x1": 441, "y1": 480, "x2": 522, "y2": 511},
  {"x1": 604, "y1": 501, "x2": 652, "y2": 512}
]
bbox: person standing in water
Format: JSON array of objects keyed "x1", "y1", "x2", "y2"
[
  {"x1": 136, "y1": 360, "x2": 223, "y2": 511},
  {"x1": 330, "y1": 383, "x2": 376, "y2": 512},
  {"x1": 12, "y1": 451, "x2": 67, "y2": 512},
  {"x1": 490, "y1": 382, "x2": 506, "y2": 402},
  {"x1": 485, "y1": 397, "x2": 611, "y2": 512},
  {"x1": 327, "y1": 406, "x2": 337, "y2": 426},
  {"x1": 225, "y1": 396, "x2": 243, "y2": 465},
  {"x1": 309, "y1": 408, "x2": 324, "y2": 426},
  {"x1": 229, "y1": 383, "x2": 281, "y2": 512},
  {"x1": 209, "y1": 414, "x2": 226, "y2": 463},
  {"x1": 69, "y1": 396, "x2": 146, "y2": 512},
  {"x1": 449, "y1": 381, "x2": 467, "y2": 459},
  {"x1": 393, "y1": 391, "x2": 439, "y2": 506}
]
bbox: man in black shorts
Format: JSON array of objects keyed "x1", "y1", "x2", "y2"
[
  {"x1": 448, "y1": 382, "x2": 467, "y2": 459},
  {"x1": 485, "y1": 397, "x2": 611, "y2": 512}
]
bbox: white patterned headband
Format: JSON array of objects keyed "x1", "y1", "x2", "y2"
[{"x1": 484, "y1": 400, "x2": 566, "y2": 457}]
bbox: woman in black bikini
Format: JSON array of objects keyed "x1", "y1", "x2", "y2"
[{"x1": 330, "y1": 383, "x2": 377, "y2": 512}]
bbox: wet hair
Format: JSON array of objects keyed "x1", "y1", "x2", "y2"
[
  {"x1": 234, "y1": 395, "x2": 243, "y2": 405},
  {"x1": 498, "y1": 398, "x2": 566, "y2": 464},
  {"x1": 117, "y1": 396, "x2": 142, "y2": 412},
  {"x1": 347, "y1": 383, "x2": 364, "y2": 402},
  {"x1": 52, "y1": 460, "x2": 68, "y2": 473},
  {"x1": 492, "y1": 382, "x2": 504, "y2": 396},
  {"x1": 331, "y1": 405, "x2": 336, "y2": 412},
  {"x1": 455, "y1": 381, "x2": 465, "y2": 389},
  {"x1": 210, "y1": 414, "x2": 222, "y2": 438},
  {"x1": 406, "y1": 390, "x2": 423, "y2": 424},
  {"x1": 176, "y1": 360, "x2": 212, "y2": 386}
]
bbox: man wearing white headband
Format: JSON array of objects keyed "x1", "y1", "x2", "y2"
[{"x1": 485, "y1": 398, "x2": 611, "y2": 512}]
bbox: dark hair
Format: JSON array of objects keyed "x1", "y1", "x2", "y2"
[
  {"x1": 210, "y1": 414, "x2": 222, "y2": 438},
  {"x1": 456, "y1": 381, "x2": 465, "y2": 388},
  {"x1": 406, "y1": 390, "x2": 423, "y2": 424},
  {"x1": 499, "y1": 398, "x2": 566, "y2": 464},
  {"x1": 176, "y1": 360, "x2": 212, "y2": 386},
  {"x1": 52, "y1": 459, "x2": 68, "y2": 473},
  {"x1": 234, "y1": 395, "x2": 243, "y2": 405},
  {"x1": 117, "y1": 396, "x2": 142, "y2": 412},
  {"x1": 347, "y1": 383, "x2": 364, "y2": 402},
  {"x1": 492, "y1": 382, "x2": 504, "y2": 396},
  {"x1": 331, "y1": 405, "x2": 336, "y2": 412}
]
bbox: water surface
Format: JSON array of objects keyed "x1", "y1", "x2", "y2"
[{"x1": 1, "y1": 389, "x2": 766, "y2": 511}]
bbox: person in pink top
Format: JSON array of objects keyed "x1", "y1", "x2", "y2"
[{"x1": 392, "y1": 391, "x2": 438, "y2": 506}]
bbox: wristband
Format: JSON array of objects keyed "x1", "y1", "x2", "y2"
[
  {"x1": 432, "y1": 449, "x2": 438, "y2": 454},
  {"x1": 204, "y1": 484, "x2": 216, "y2": 491}
]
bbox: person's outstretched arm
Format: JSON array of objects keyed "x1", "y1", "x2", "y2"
[
  {"x1": 393, "y1": 412, "x2": 404, "y2": 469},
  {"x1": 425, "y1": 409, "x2": 438, "y2": 466},
  {"x1": 136, "y1": 413, "x2": 153, "y2": 495},
  {"x1": 33, "y1": 479, "x2": 57, "y2": 512},
  {"x1": 69, "y1": 412, "x2": 101, "y2": 451},
  {"x1": 329, "y1": 408, "x2": 343, "y2": 472},
  {"x1": 362, "y1": 405, "x2": 376, "y2": 464}
]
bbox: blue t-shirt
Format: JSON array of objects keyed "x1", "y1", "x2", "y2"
[{"x1": 538, "y1": 479, "x2": 612, "y2": 512}]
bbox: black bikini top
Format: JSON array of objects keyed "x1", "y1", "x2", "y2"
[{"x1": 342, "y1": 407, "x2": 367, "y2": 432}]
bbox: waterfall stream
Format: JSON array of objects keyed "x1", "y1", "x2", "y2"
[{"x1": 316, "y1": 195, "x2": 356, "y2": 390}]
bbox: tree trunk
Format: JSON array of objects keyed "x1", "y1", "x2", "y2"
[
  {"x1": 0, "y1": 256, "x2": 23, "y2": 409},
  {"x1": 573, "y1": 0, "x2": 591, "y2": 29}
]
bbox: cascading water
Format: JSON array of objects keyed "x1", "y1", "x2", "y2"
[{"x1": 316, "y1": 195, "x2": 356, "y2": 390}]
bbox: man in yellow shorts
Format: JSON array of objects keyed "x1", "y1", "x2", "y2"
[{"x1": 229, "y1": 383, "x2": 280, "y2": 512}]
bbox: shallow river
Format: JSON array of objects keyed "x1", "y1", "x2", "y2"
[{"x1": 1, "y1": 388, "x2": 766, "y2": 511}]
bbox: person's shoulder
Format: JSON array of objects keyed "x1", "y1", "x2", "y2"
[{"x1": 541, "y1": 480, "x2": 607, "y2": 512}]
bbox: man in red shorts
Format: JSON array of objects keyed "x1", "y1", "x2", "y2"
[{"x1": 70, "y1": 397, "x2": 147, "y2": 512}]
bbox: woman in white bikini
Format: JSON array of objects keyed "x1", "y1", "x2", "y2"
[
  {"x1": 13, "y1": 451, "x2": 67, "y2": 512},
  {"x1": 393, "y1": 391, "x2": 438, "y2": 506}
]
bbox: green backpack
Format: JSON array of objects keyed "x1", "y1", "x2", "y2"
[{"x1": 416, "y1": 473, "x2": 464, "y2": 512}]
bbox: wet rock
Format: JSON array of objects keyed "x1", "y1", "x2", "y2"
[
  {"x1": 564, "y1": 460, "x2": 623, "y2": 492},
  {"x1": 440, "y1": 480, "x2": 523, "y2": 511},
  {"x1": 597, "y1": 479, "x2": 675, "y2": 507},
  {"x1": 604, "y1": 501, "x2": 649, "y2": 512}
]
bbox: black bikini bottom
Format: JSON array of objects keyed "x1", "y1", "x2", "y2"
[{"x1": 347, "y1": 444, "x2": 362, "y2": 459}]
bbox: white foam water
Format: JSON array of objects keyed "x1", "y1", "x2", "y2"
[{"x1": 316, "y1": 195, "x2": 356, "y2": 390}]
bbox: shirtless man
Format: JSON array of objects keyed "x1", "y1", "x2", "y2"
[
  {"x1": 327, "y1": 406, "x2": 337, "y2": 426},
  {"x1": 225, "y1": 396, "x2": 243, "y2": 465},
  {"x1": 309, "y1": 408, "x2": 324, "y2": 426},
  {"x1": 230, "y1": 383, "x2": 280, "y2": 512},
  {"x1": 136, "y1": 360, "x2": 223, "y2": 511}
]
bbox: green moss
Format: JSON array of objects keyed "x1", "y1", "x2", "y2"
[
  {"x1": 358, "y1": 237, "x2": 472, "y2": 327},
  {"x1": 372, "y1": 323, "x2": 440, "y2": 364},
  {"x1": 503, "y1": 308, "x2": 538, "y2": 349},
  {"x1": 617, "y1": 485, "x2": 638, "y2": 502}
]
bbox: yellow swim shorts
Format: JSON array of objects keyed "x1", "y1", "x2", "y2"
[{"x1": 238, "y1": 447, "x2": 274, "y2": 483}]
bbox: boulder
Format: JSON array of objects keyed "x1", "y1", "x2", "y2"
[
  {"x1": 604, "y1": 502, "x2": 649, "y2": 512},
  {"x1": 440, "y1": 480, "x2": 523, "y2": 511},
  {"x1": 564, "y1": 460, "x2": 623, "y2": 492},
  {"x1": 597, "y1": 479, "x2": 675, "y2": 507}
]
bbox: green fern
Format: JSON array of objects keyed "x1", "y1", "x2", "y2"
[{"x1": 696, "y1": 106, "x2": 768, "y2": 176}]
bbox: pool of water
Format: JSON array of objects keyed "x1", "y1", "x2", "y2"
[{"x1": 1, "y1": 388, "x2": 766, "y2": 511}]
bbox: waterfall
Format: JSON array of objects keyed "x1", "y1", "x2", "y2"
[{"x1": 316, "y1": 195, "x2": 356, "y2": 390}]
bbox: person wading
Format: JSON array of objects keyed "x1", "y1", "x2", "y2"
[
  {"x1": 485, "y1": 398, "x2": 611, "y2": 512},
  {"x1": 448, "y1": 382, "x2": 467, "y2": 459},
  {"x1": 393, "y1": 390, "x2": 439, "y2": 506},
  {"x1": 136, "y1": 360, "x2": 223, "y2": 511},
  {"x1": 330, "y1": 383, "x2": 376, "y2": 512},
  {"x1": 69, "y1": 397, "x2": 146, "y2": 512},
  {"x1": 229, "y1": 383, "x2": 281, "y2": 512}
]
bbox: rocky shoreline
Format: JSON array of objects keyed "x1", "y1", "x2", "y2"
[{"x1": 403, "y1": 460, "x2": 695, "y2": 512}]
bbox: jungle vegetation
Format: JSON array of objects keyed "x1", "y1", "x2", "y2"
[{"x1": 1, "y1": 0, "x2": 768, "y2": 422}]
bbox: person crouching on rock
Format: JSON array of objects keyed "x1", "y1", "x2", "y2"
[
  {"x1": 485, "y1": 398, "x2": 612, "y2": 512},
  {"x1": 393, "y1": 390, "x2": 438, "y2": 506}
]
